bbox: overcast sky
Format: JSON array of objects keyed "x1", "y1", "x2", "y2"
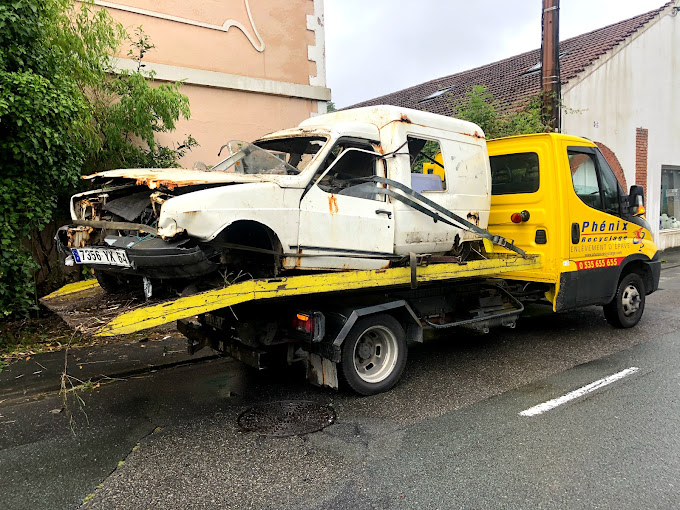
[{"x1": 325, "y1": 0, "x2": 669, "y2": 107}]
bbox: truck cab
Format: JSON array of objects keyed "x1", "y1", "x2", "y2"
[{"x1": 486, "y1": 133, "x2": 660, "y2": 327}]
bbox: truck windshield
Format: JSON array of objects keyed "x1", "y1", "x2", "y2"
[{"x1": 212, "y1": 137, "x2": 327, "y2": 175}]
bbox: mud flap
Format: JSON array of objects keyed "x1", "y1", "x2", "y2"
[{"x1": 306, "y1": 353, "x2": 338, "y2": 389}]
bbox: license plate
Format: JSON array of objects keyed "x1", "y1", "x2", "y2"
[{"x1": 71, "y1": 247, "x2": 131, "y2": 267}]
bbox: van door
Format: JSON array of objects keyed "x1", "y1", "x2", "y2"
[{"x1": 297, "y1": 139, "x2": 394, "y2": 270}]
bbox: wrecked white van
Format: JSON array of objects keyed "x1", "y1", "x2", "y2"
[{"x1": 57, "y1": 106, "x2": 491, "y2": 293}]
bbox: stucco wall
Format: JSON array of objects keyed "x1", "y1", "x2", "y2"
[
  {"x1": 90, "y1": 0, "x2": 329, "y2": 165},
  {"x1": 561, "y1": 7, "x2": 680, "y2": 248},
  {"x1": 107, "y1": 0, "x2": 316, "y2": 85},
  {"x1": 154, "y1": 84, "x2": 319, "y2": 167}
]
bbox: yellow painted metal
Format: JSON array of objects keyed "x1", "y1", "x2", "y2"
[
  {"x1": 94, "y1": 254, "x2": 540, "y2": 337},
  {"x1": 422, "y1": 152, "x2": 445, "y2": 181},
  {"x1": 487, "y1": 132, "x2": 658, "y2": 311},
  {"x1": 41, "y1": 279, "x2": 99, "y2": 300}
]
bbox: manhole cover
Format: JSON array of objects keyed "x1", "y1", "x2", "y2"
[{"x1": 238, "y1": 400, "x2": 336, "y2": 437}]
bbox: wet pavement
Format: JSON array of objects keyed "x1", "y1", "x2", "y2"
[{"x1": 2, "y1": 250, "x2": 680, "y2": 509}]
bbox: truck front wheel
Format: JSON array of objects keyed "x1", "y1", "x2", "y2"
[
  {"x1": 340, "y1": 314, "x2": 407, "y2": 395},
  {"x1": 603, "y1": 273, "x2": 646, "y2": 328}
]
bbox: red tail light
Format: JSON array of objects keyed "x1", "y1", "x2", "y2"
[
  {"x1": 293, "y1": 313, "x2": 313, "y2": 334},
  {"x1": 511, "y1": 210, "x2": 531, "y2": 223}
]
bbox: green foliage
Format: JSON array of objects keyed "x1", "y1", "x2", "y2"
[
  {"x1": 452, "y1": 85, "x2": 551, "y2": 139},
  {"x1": 87, "y1": 25, "x2": 197, "y2": 172},
  {"x1": 326, "y1": 101, "x2": 337, "y2": 113},
  {"x1": 0, "y1": 0, "x2": 195, "y2": 317}
]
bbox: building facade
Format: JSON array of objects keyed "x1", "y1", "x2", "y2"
[
  {"x1": 561, "y1": 3, "x2": 680, "y2": 249},
  {"x1": 351, "y1": 2, "x2": 680, "y2": 249},
  {"x1": 94, "y1": 0, "x2": 329, "y2": 167}
]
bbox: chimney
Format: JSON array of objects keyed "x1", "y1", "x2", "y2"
[{"x1": 541, "y1": 0, "x2": 561, "y2": 131}]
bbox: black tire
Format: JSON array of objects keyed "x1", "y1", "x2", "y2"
[
  {"x1": 603, "y1": 273, "x2": 646, "y2": 328},
  {"x1": 94, "y1": 270, "x2": 142, "y2": 295},
  {"x1": 340, "y1": 314, "x2": 407, "y2": 395}
]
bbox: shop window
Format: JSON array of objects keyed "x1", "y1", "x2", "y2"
[{"x1": 661, "y1": 166, "x2": 680, "y2": 229}]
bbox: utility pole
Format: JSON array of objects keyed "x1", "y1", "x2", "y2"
[{"x1": 541, "y1": 0, "x2": 561, "y2": 131}]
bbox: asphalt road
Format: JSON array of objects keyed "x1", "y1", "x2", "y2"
[{"x1": 2, "y1": 264, "x2": 680, "y2": 509}]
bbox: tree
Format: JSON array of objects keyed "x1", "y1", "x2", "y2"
[
  {"x1": 0, "y1": 0, "x2": 194, "y2": 317},
  {"x1": 452, "y1": 85, "x2": 550, "y2": 139}
]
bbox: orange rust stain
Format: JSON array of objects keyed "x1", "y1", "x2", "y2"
[
  {"x1": 400, "y1": 114, "x2": 412, "y2": 124},
  {"x1": 464, "y1": 131, "x2": 486, "y2": 140},
  {"x1": 328, "y1": 195, "x2": 339, "y2": 214},
  {"x1": 133, "y1": 177, "x2": 216, "y2": 190},
  {"x1": 467, "y1": 212, "x2": 480, "y2": 226}
]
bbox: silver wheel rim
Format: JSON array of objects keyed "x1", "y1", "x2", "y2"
[
  {"x1": 621, "y1": 284, "x2": 641, "y2": 316},
  {"x1": 353, "y1": 325, "x2": 399, "y2": 384}
]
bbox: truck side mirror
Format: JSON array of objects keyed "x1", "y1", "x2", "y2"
[{"x1": 628, "y1": 185, "x2": 645, "y2": 216}]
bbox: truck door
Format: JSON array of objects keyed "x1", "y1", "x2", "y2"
[
  {"x1": 566, "y1": 146, "x2": 626, "y2": 305},
  {"x1": 297, "y1": 139, "x2": 395, "y2": 270},
  {"x1": 565, "y1": 145, "x2": 655, "y2": 306}
]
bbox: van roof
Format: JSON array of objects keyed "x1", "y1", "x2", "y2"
[{"x1": 299, "y1": 105, "x2": 486, "y2": 139}]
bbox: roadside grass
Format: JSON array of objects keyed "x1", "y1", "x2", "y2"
[{"x1": 0, "y1": 312, "x2": 91, "y2": 363}]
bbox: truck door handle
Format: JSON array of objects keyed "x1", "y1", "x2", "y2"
[
  {"x1": 376, "y1": 209, "x2": 392, "y2": 219},
  {"x1": 571, "y1": 222, "x2": 580, "y2": 244}
]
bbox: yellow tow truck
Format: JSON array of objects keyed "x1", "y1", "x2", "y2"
[{"x1": 43, "y1": 132, "x2": 659, "y2": 395}]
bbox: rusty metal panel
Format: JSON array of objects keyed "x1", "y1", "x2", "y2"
[{"x1": 306, "y1": 353, "x2": 338, "y2": 389}]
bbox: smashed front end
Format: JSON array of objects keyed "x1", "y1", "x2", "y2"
[{"x1": 57, "y1": 180, "x2": 220, "y2": 281}]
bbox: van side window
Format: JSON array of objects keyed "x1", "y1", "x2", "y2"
[
  {"x1": 408, "y1": 137, "x2": 446, "y2": 192},
  {"x1": 316, "y1": 141, "x2": 384, "y2": 201},
  {"x1": 489, "y1": 153, "x2": 540, "y2": 195},
  {"x1": 568, "y1": 147, "x2": 621, "y2": 215}
]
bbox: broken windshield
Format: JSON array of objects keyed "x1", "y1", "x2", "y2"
[{"x1": 212, "y1": 137, "x2": 327, "y2": 175}]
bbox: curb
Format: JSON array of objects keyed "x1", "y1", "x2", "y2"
[{"x1": 0, "y1": 352, "x2": 222, "y2": 408}]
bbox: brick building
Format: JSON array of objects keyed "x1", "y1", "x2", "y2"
[
  {"x1": 351, "y1": 2, "x2": 680, "y2": 249},
  {"x1": 93, "y1": 0, "x2": 329, "y2": 167}
]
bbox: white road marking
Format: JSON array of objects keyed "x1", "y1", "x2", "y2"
[{"x1": 519, "y1": 367, "x2": 640, "y2": 417}]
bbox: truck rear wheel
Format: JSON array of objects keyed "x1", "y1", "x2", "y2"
[
  {"x1": 603, "y1": 273, "x2": 646, "y2": 328},
  {"x1": 340, "y1": 314, "x2": 407, "y2": 395}
]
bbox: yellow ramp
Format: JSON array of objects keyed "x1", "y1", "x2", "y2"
[{"x1": 94, "y1": 254, "x2": 540, "y2": 337}]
